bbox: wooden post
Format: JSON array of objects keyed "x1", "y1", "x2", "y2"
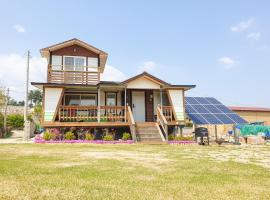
[
  {"x1": 3, "y1": 88, "x2": 9, "y2": 136},
  {"x1": 124, "y1": 87, "x2": 127, "y2": 122},
  {"x1": 98, "y1": 87, "x2": 100, "y2": 122},
  {"x1": 233, "y1": 124, "x2": 238, "y2": 144},
  {"x1": 215, "y1": 125, "x2": 218, "y2": 141},
  {"x1": 160, "y1": 88, "x2": 163, "y2": 111}
]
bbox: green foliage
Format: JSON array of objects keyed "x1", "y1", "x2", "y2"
[
  {"x1": 7, "y1": 114, "x2": 24, "y2": 129},
  {"x1": 33, "y1": 104, "x2": 42, "y2": 118},
  {"x1": 168, "y1": 134, "x2": 175, "y2": 141},
  {"x1": 122, "y1": 132, "x2": 131, "y2": 141},
  {"x1": 103, "y1": 135, "x2": 114, "y2": 141},
  {"x1": 85, "y1": 133, "x2": 94, "y2": 140},
  {"x1": 175, "y1": 136, "x2": 194, "y2": 141},
  {"x1": 100, "y1": 117, "x2": 108, "y2": 122},
  {"x1": 28, "y1": 90, "x2": 43, "y2": 106},
  {"x1": 185, "y1": 122, "x2": 193, "y2": 127},
  {"x1": 0, "y1": 112, "x2": 3, "y2": 128},
  {"x1": 65, "y1": 132, "x2": 74, "y2": 140},
  {"x1": 43, "y1": 131, "x2": 53, "y2": 141},
  {"x1": 0, "y1": 88, "x2": 6, "y2": 108},
  {"x1": 8, "y1": 99, "x2": 25, "y2": 106}
]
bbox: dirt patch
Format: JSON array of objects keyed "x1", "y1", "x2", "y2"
[
  {"x1": 80, "y1": 151, "x2": 173, "y2": 170},
  {"x1": 180, "y1": 146, "x2": 270, "y2": 170}
]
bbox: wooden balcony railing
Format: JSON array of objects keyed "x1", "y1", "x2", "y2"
[
  {"x1": 58, "y1": 105, "x2": 127, "y2": 122},
  {"x1": 161, "y1": 106, "x2": 174, "y2": 122},
  {"x1": 48, "y1": 65, "x2": 100, "y2": 84}
]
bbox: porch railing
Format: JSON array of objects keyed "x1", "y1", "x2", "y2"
[
  {"x1": 127, "y1": 106, "x2": 137, "y2": 142},
  {"x1": 161, "y1": 106, "x2": 174, "y2": 122},
  {"x1": 48, "y1": 65, "x2": 100, "y2": 84},
  {"x1": 58, "y1": 105, "x2": 126, "y2": 122},
  {"x1": 157, "y1": 106, "x2": 168, "y2": 141}
]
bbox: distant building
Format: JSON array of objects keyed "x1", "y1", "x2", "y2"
[{"x1": 229, "y1": 106, "x2": 270, "y2": 126}]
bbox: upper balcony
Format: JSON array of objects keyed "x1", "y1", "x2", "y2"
[
  {"x1": 40, "y1": 38, "x2": 108, "y2": 85},
  {"x1": 48, "y1": 64, "x2": 100, "y2": 85}
]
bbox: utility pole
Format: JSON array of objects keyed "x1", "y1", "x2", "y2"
[
  {"x1": 23, "y1": 50, "x2": 30, "y2": 141},
  {"x1": 3, "y1": 88, "x2": 9, "y2": 136}
]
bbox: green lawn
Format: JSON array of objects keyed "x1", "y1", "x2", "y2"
[{"x1": 0, "y1": 144, "x2": 270, "y2": 200}]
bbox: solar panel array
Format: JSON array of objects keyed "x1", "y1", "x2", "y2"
[{"x1": 185, "y1": 97, "x2": 247, "y2": 125}]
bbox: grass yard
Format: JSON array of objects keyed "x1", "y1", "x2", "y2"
[{"x1": 0, "y1": 144, "x2": 270, "y2": 200}]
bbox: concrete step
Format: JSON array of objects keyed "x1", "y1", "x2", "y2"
[
  {"x1": 136, "y1": 135, "x2": 161, "y2": 140},
  {"x1": 137, "y1": 138, "x2": 164, "y2": 142},
  {"x1": 136, "y1": 133, "x2": 160, "y2": 137},
  {"x1": 136, "y1": 127, "x2": 158, "y2": 131}
]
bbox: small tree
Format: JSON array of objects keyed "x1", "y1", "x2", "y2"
[{"x1": 28, "y1": 90, "x2": 42, "y2": 106}]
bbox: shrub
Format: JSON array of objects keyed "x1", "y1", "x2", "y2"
[
  {"x1": 43, "y1": 131, "x2": 53, "y2": 141},
  {"x1": 103, "y1": 135, "x2": 114, "y2": 141},
  {"x1": 175, "y1": 136, "x2": 194, "y2": 141},
  {"x1": 7, "y1": 114, "x2": 24, "y2": 129},
  {"x1": 100, "y1": 117, "x2": 108, "y2": 122},
  {"x1": 168, "y1": 134, "x2": 175, "y2": 140},
  {"x1": 65, "y1": 132, "x2": 74, "y2": 140},
  {"x1": 122, "y1": 132, "x2": 131, "y2": 141},
  {"x1": 85, "y1": 133, "x2": 94, "y2": 140},
  {"x1": 0, "y1": 112, "x2": 3, "y2": 128}
]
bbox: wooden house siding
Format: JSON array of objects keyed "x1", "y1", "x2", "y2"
[{"x1": 51, "y1": 44, "x2": 99, "y2": 58}]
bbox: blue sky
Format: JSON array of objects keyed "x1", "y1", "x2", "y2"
[{"x1": 0, "y1": 0, "x2": 270, "y2": 107}]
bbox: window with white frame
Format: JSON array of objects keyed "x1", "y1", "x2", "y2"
[
  {"x1": 64, "y1": 56, "x2": 86, "y2": 71},
  {"x1": 106, "y1": 92, "x2": 117, "y2": 106},
  {"x1": 65, "y1": 94, "x2": 97, "y2": 106},
  {"x1": 51, "y1": 55, "x2": 62, "y2": 70},
  {"x1": 87, "y1": 57, "x2": 98, "y2": 71}
]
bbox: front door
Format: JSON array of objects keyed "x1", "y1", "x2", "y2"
[{"x1": 132, "y1": 91, "x2": 145, "y2": 122}]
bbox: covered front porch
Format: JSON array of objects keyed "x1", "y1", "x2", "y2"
[{"x1": 41, "y1": 85, "x2": 175, "y2": 127}]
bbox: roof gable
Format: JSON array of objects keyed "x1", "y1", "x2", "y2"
[
  {"x1": 40, "y1": 38, "x2": 108, "y2": 72},
  {"x1": 40, "y1": 38, "x2": 107, "y2": 55},
  {"x1": 122, "y1": 72, "x2": 170, "y2": 86}
]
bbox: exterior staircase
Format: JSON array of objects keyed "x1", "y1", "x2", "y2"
[{"x1": 135, "y1": 122, "x2": 165, "y2": 143}]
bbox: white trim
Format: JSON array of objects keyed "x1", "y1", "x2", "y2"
[{"x1": 63, "y1": 55, "x2": 86, "y2": 71}]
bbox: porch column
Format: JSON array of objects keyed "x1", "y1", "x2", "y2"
[
  {"x1": 160, "y1": 88, "x2": 163, "y2": 111},
  {"x1": 124, "y1": 87, "x2": 127, "y2": 122},
  {"x1": 98, "y1": 87, "x2": 100, "y2": 122}
]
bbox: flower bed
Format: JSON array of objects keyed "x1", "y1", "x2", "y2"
[
  {"x1": 168, "y1": 140, "x2": 197, "y2": 145},
  {"x1": 34, "y1": 134, "x2": 133, "y2": 144}
]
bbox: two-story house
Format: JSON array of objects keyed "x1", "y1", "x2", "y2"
[{"x1": 31, "y1": 38, "x2": 196, "y2": 142}]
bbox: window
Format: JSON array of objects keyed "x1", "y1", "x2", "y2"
[
  {"x1": 51, "y1": 55, "x2": 62, "y2": 70},
  {"x1": 106, "y1": 93, "x2": 117, "y2": 106},
  {"x1": 65, "y1": 94, "x2": 97, "y2": 106},
  {"x1": 64, "y1": 56, "x2": 86, "y2": 71},
  {"x1": 87, "y1": 57, "x2": 98, "y2": 72},
  {"x1": 65, "y1": 95, "x2": 80, "y2": 106},
  {"x1": 81, "y1": 95, "x2": 97, "y2": 106}
]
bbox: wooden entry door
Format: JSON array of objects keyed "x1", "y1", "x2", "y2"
[
  {"x1": 132, "y1": 91, "x2": 145, "y2": 122},
  {"x1": 145, "y1": 90, "x2": 154, "y2": 122}
]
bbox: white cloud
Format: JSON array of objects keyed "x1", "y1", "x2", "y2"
[
  {"x1": 0, "y1": 54, "x2": 46, "y2": 100},
  {"x1": 247, "y1": 32, "x2": 261, "y2": 40},
  {"x1": 100, "y1": 65, "x2": 126, "y2": 82},
  {"x1": 13, "y1": 24, "x2": 26, "y2": 33},
  {"x1": 137, "y1": 61, "x2": 156, "y2": 73},
  {"x1": 231, "y1": 18, "x2": 254, "y2": 32},
  {"x1": 218, "y1": 56, "x2": 236, "y2": 69},
  {"x1": 0, "y1": 53, "x2": 126, "y2": 99}
]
